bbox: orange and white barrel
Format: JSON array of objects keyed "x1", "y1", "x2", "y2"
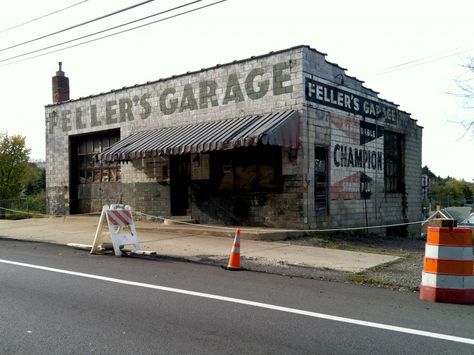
[{"x1": 420, "y1": 227, "x2": 474, "y2": 304}]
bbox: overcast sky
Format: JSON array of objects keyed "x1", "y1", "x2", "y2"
[{"x1": 0, "y1": 0, "x2": 473, "y2": 181}]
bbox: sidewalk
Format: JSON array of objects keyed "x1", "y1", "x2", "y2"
[{"x1": 0, "y1": 216, "x2": 398, "y2": 273}]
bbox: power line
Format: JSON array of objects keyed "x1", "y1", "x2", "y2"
[
  {"x1": 364, "y1": 47, "x2": 474, "y2": 77},
  {"x1": 0, "y1": 0, "x2": 228, "y2": 67},
  {"x1": 0, "y1": 0, "x2": 91, "y2": 35},
  {"x1": 0, "y1": 0, "x2": 203, "y2": 63},
  {"x1": 0, "y1": 1, "x2": 91, "y2": 35},
  {"x1": 0, "y1": 0, "x2": 156, "y2": 53}
]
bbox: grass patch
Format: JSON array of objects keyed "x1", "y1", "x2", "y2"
[
  {"x1": 0, "y1": 194, "x2": 46, "y2": 220},
  {"x1": 348, "y1": 273, "x2": 399, "y2": 288},
  {"x1": 0, "y1": 210, "x2": 45, "y2": 220},
  {"x1": 368, "y1": 258, "x2": 405, "y2": 271},
  {"x1": 5, "y1": 212, "x2": 30, "y2": 220}
]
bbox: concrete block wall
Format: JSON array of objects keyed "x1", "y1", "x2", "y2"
[
  {"x1": 191, "y1": 149, "x2": 306, "y2": 228},
  {"x1": 302, "y1": 47, "x2": 423, "y2": 233},
  {"x1": 121, "y1": 182, "x2": 169, "y2": 219},
  {"x1": 376, "y1": 111, "x2": 423, "y2": 234},
  {"x1": 400, "y1": 112, "x2": 423, "y2": 234},
  {"x1": 119, "y1": 158, "x2": 171, "y2": 218},
  {"x1": 77, "y1": 183, "x2": 122, "y2": 212},
  {"x1": 45, "y1": 45, "x2": 422, "y2": 231},
  {"x1": 45, "y1": 46, "x2": 307, "y2": 225},
  {"x1": 45, "y1": 132, "x2": 69, "y2": 215},
  {"x1": 46, "y1": 186, "x2": 69, "y2": 215}
]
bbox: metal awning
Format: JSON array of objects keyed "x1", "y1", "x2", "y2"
[{"x1": 98, "y1": 110, "x2": 299, "y2": 162}]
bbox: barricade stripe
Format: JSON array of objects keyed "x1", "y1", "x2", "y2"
[
  {"x1": 111, "y1": 210, "x2": 130, "y2": 226},
  {"x1": 427, "y1": 228, "x2": 472, "y2": 246},
  {"x1": 122, "y1": 210, "x2": 133, "y2": 222},
  {"x1": 427, "y1": 227, "x2": 472, "y2": 236},
  {"x1": 425, "y1": 244, "x2": 474, "y2": 261},
  {"x1": 421, "y1": 272, "x2": 471, "y2": 289},
  {"x1": 106, "y1": 211, "x2": 122, "y2": 226},
  {"x1": 423, "y1": 258, "x2": 473, "y2": 276},
  {"x1": 420, "y1": 285, "x2": 474, "y2": 304},
  {"x1": 466, "y1": 276, "x2": 474, "y2": 288}
]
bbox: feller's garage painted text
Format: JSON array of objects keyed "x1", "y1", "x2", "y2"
[{"x1": 48, "y1": 62, "x2": 294, "y2": 134}]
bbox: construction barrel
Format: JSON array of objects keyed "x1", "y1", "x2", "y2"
[{"x1": 420, "y1": 226, "x2": 474, "y2": 304}]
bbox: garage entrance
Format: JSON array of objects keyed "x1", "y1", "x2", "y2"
[
  {"x1": 69, "y1": 129, "x2": 121, "y2": 214},
  {"x1": 170, "y1": 155, "x2": 191, "y2": 216}
]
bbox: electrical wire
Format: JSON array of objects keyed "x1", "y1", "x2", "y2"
[
  {"x1": 364, "y1": 47, "x2": 474, "y2": 77},
  {"x1": 0, "y1": 206, "x2": 427, "y2": 234},
  {"x1": 0, "y1": 0, "x2": 156, "y2": 53},
  {"x1": 0, "y1": 0, "x2": 90, "y2": 35},
  {"x1": 0, "y1": 0, "x2": 228, "y2": 67},
  {"x1": 0, "y1": 0, "x2": 203, "y2": 63}
]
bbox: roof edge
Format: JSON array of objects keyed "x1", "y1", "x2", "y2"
[{"x1": 45, "y1": 45, "x2": 310, "y2": 108}]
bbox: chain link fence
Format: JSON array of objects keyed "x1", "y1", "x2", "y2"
[{"x1": 0, "y1": 195, "x2": 46, "y2": 219}]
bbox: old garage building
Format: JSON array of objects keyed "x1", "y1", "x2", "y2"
[{"x1": 45, "y1": 45, "x2": 422, "y2": 233}]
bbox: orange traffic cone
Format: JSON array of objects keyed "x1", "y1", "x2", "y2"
[{"x1": 226, "y1": 228, "x2": 241, "y2": 270}]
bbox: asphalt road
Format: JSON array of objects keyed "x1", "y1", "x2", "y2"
[{"x1": 0, "y1": 238, "x2": 473, "y2": 354}]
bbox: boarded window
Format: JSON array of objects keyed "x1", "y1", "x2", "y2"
[
  {"x1": 75, "y1": 131, "x2": 121, "y2": 185},
  {"x1": 211, "y1": 146, "x2": 282, "y2": 192},
  {"x1": 234, "y1": 165, "x2": 257, "y2": 190},
  {"x1": 384, "y1": 132, "x2": 403, "y2": 193}
]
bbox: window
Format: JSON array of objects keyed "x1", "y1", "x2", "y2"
[
  {"x1": 384, "y1": 131, "x2": 403, "y2": 193},
  {"x1": 76, "y1": 132, "x2": 120, "y2": 184},
  {"x1": 211, "y1": 146, "x2": 282, "y2": 192}
]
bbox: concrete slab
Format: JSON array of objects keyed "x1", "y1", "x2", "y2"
[{"x1": 0, "y1": 216, "x2": 398, "y2": 273}]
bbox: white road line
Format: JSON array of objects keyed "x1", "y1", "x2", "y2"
[{"x1": 1, "y1": 258, "x2": 473, "y2": 346}]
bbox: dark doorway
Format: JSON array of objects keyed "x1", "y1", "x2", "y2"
[
  {"x1": 69, "y1": 129, "x2": 121, "y2": 214},
  {"x1": 170, "y1": 154, "x2": 191, "y2": 215},
  {"x1": 314, "y1": 146, "x2": 329, "y2": 216}
]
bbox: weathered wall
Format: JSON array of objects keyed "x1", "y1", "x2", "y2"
[
  {"x1": 45, "y1": 45, "x2": 422, "y2": 231},
  {"x1": 396, "y1": 112, "x2": 423, "y2": 235},
  {"x1": 302, "y1": 47, "x2": 423, "y2": 233},
  {"x1": 191, "y1": 149, "x2": 305, "y2": 227},
  {"x1": 121, "y1": 157, "x2": 171, "y2": 218},
  {"x1": 77, "y1": 183, "x2": 122, "y2": 213},
  {"x1": 45, "y1": 47, "x2": 307, "y2": 226}
]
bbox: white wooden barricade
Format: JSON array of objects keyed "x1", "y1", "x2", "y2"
[{"x1": 91, "y1": 204, "x2": 142, "y2": 256}]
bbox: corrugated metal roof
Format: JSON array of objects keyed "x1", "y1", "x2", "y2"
[
  {"x1": 442, "y1": 207, "x2": 472, "y2": 223},
  {"x1": 99, "y1": 110, "x2": 299, "y2": 162}
]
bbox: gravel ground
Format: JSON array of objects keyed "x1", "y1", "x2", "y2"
[{"x1": 236, "y1": 233, "x2": 428, "y2": 293}]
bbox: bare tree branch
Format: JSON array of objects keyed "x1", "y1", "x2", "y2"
[{"x1": 450, "y1": 57, "x2": 474, "y2": 139}]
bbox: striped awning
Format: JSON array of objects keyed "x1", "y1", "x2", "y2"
[{"x1": 98, "y1": 110, "x2": 299, "y2": 162}]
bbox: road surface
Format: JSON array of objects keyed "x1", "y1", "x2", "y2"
[{"x1": 0, "y1": 238, "x2": 472, "y2": 354}]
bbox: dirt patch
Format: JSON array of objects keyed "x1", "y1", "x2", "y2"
[
  {"x1": 284, "y1": 232, "x2": 426, "y2": 291},
  {"x1": 287, "y1": 232, "x2": 425, "y2": 254}
]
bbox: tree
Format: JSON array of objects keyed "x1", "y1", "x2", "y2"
[
  {"x1": 0, "y1": 133, "x2": 31, "y2": 199},
  {"x1": 426, "y1": 166, "x2": 474, "y2": 207},
  {"x1": 422, "y1": 165, "x2": 439, "y2": 182},
  {"x1": 445, "y1": 178, "x2": 465, "y2": 205},
  {"x1": 453, "y1": 57, "x2": 474, "y2": 138},
  {"x1": 461, "y1": 183, "x2": 473, "y2": 204},
  {"x1": 23, "y1": 162, "x2": 46, "y2": 195}
]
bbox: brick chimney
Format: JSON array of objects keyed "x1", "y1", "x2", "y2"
[{"x1": 52, "y1": 62, "x2": 70, "y2": 103}]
